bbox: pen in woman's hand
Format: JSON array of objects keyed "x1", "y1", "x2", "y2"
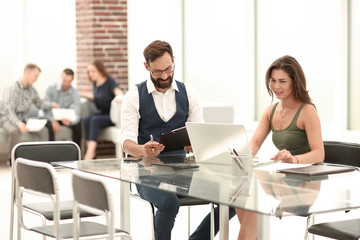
[{"x1": 150, "y1": 134, "x2": 154, "y2": 152}]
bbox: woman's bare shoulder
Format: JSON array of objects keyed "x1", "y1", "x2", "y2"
[
  {"x1": 264, "y1": 103, "x2": 277, "y2": 115},
  {"x1": 301, "y1": 103, "x2": 318, "y2": 115}
]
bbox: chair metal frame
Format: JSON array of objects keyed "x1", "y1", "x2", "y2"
[
  {"x1": 15, "y1": 158, "x2": 132, "y2": 240},
  {"x1": 9, "y1": 141, "x2": 84, "y2": 240},
  {"x1": 72, "y1": 170, "x2": 132, "y2": 240},
  {"x1": 15, "y1": 158, "x2": 63, "y2": 239}
]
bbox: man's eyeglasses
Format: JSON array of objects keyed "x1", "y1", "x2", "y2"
[{"x1": 149, "y1": 64, "x2": 175, "y2": 77}]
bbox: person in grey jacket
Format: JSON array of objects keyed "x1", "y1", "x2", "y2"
[{"x1": 42, "y1": 68, "x2": 82, "y2": 147}]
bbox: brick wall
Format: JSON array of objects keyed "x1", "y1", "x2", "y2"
[
  {"x1": 76, "y1": 0, "x2": 128, "y2": 157},
  {"x1": 76, "y1": 0, "x2": 128, "y2": 92}
]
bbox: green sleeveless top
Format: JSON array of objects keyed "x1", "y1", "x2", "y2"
[{"x1": 271, "y1": 102, "x2": 311, "y2": 155}]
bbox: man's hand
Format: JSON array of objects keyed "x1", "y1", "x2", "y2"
[
  {"x1": 52, "y1": 102, "x2": 59, "y2": 108},
  {"x1": 18, "y1": 122, "x2": 29, "y2": 133},
  {"x1": 143, "y1": 141, "x2": 164, "y2": 156},
  {"x1": 184, "y1": 145, "x2": 193, "y2": 152},
  {"x1": 52, "y1": 120, "x2": 61, "y2": 133},
  {"x1": 61, "y1": 118, "x2": 71, "y2": 126}
]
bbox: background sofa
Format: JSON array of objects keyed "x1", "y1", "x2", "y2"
[
  {"x1": 0, "y1": 99, "x2": 234, "y2": 161},
  {"x1": 0, "y1": 99, "x2": 123, "y2": 161}
]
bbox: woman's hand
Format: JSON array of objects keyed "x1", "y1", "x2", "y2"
[
  {"x1": 113, "y1": 94, "x2": 124, "y2": 103},
  {"x1": 271, "y1": 149, "x2": 298, "y2": 163}
]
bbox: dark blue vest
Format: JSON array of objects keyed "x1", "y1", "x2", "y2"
[{"x1": 137, "y1": 80, "x2": 189, "y2": 153}]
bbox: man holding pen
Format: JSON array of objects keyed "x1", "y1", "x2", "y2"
[
  {"x1": 120, "y1": 40, "x2": 235, "y2": 240},
  {"x1": 150, "y1": 134, "x2": 154, "y2": 152}
]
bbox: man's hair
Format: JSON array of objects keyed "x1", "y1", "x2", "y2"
[
  {"x1": 265, "y1": 55, "x2": 313, "y2": 105},
  {"x1": 24, "y1": 63, "x2": 41, "y2": 73},
  {"x1": 90, "y1": 60, "x2": 110, "y2": 78},
  {"x1": 63, "y1": 68, "x2": 74, "y2": 76},
  {"x1": 143, "y1": 40, "x2": 173, "y2": 65}
]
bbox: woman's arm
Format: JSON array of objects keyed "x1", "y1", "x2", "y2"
[
  {"x1": 296, "y1": 104, "x2": 324, "y2": 164},
  {"x1": 249, "y1": 105, "x2": 272, "y2": 157},
  {"x1": 113, "y1": 87, "x2": 124, "y2": 102},
  {"x1": 80, "y1": 92, "x2": 94, "y2": 100}
]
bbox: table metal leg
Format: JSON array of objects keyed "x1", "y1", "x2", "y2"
[
  {"x1": 219, "y1": 204, "x2": 229, "y2": 240},
  {"x1": 120, "y1": 181, "x2": 130, "y2": 235},
  {"x1": 257, "y1": 213, "x2": 270, "y2": 240}
]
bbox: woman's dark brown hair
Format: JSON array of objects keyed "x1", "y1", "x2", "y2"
[
  {"x1": 265, "y1": 55, "x2": 313, "y2": 105},
  {"x1": 89, "y1": 60, "x2": 110, "y2": 78}
]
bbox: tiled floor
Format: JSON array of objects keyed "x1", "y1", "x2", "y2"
[{"x1": 0, "y1": 158, "x2": 343, "y2": 240}]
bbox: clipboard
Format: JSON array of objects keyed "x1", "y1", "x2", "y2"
[
  {"x1": 160, "y1": 126, "x2": 190, "y2": 152},
  {"x1": 277, "y1": 164, "x2": 356, "y2": 177}
]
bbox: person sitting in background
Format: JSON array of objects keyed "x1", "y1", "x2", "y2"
[
  {"x1": 0, "y1": 63, "x2": 58, "y2": 163},
  {"x1": 81, "y1": 61, "x2": 124, "y2": 160},
  {"x1": 235, "y1": 55, "x2": 324, "y2": 240},
  {"x1": 42, "y1": 68, "x2": 82, "y2": 147}
]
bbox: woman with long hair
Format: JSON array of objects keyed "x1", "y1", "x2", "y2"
[
  {"x1": 81, "y1": 61, "x2": 124, "y2": 160},
  {"x1": 236, "y1": 55, "x2": 324, "y2": 239}
]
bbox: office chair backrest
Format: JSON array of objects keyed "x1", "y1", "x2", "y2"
[
  {"x1": 72, "y1": 171, "x2": 110, "y2": 212},
  {"x1": 324, "y1": 141, "x2": 360, "y2": 167},
  {"x1": 12, "y1": 141, "x2": 81, "y2": 164},
  {"x1": 16, "y1": 158, "x2": 56, "y2": 195}
]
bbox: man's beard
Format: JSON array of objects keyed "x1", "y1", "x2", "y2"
[{"x1": 150, "y1": 74, "x2": 173, "y2": 90}]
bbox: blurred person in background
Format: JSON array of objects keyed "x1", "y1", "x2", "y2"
[
  {"x1": 0, "y1": 63, "x2": 58, "y2": 164},
  {"x1": 42, "y1": 68, "x2": 82, "y2": 147},
  {"x1": 81, "y1": 60, "x2": 124, "y2": 160}
]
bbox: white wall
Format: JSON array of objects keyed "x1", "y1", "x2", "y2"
[
  {"x1": 184, "y1": 0, "x2": 255, "y2": 124},
  {"x1": 1, "y1": 0, "x2": 359, "y2": 133},
  {"x1": 349, "y1": 0, "x2": 360, "y2": 129},
  {"x1": 0, "y1": 0, "x2": 76, "y2": 98},
  {"x1": 0, "y1": 1, "x2": 24, "y2": 96},
  {"x1": 256, "y1": 0, "x2": 347, "y2": 131},
  {"x1": 127, "y1": 0, "x2": 183, "y2": 89}
]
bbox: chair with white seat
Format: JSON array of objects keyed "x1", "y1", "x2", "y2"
[
  {"x1": 72, "y1": 169, "x2": 132, "y2": 240},
  {"x1": 9, "y1": 141, "x2": 95, "y2": 240}
]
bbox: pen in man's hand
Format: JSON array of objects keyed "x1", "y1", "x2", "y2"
[{"x1": 150, "y1": 134, "x2": 154, "y2": 152}]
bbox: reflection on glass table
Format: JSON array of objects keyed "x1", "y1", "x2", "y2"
[{"x1": 54, "y1": 156, "x2": 360, "y2": 240}]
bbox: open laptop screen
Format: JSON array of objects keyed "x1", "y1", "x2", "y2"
[{"x1": 186, "y1": 122, "x2": 252, "y2": 165}]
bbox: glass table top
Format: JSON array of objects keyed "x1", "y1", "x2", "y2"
[{"x1": 54, "y1": 154, "x2": 360, "y2": 218}]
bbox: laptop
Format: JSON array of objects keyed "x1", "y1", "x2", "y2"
[
  {"x1": 185, "y1": 122, "x2": 250, "y2": 164},
  {"x1": 186, "y1": 122, "x2": 274, "y2": 166}
]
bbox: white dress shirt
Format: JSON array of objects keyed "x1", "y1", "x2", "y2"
[{"x1": 120, "y1": 80, "x2": 203, "y2": 145}]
